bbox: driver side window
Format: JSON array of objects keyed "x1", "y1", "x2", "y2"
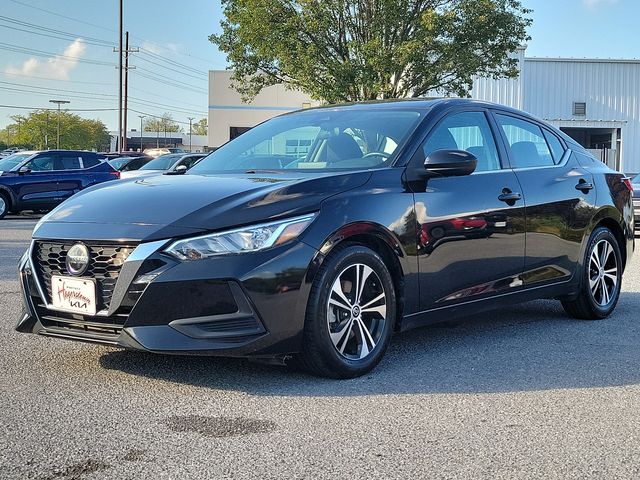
[
  {"x1": 422, "y1": 111, "x2": 501, "y2": 172},
  {"x1": 26, "y1": 154, "x2": 57, "y2": 171}
]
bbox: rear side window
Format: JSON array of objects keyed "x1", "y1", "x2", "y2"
[
  {"x1": 496, "y1": 115, "x2": 554, "y2": 168},
  {"x1": 59, "y1": 154, "x2": 82, "y2": 170},
  {"x1": 421, "y1": 111, "x2": 501, "y2": 172},
  {"x1": 543, "y1": 130, "x2": 566, "y2": 164},
  {"x1": 82, "y1": 155, "x2": 100, "y2": 168}
]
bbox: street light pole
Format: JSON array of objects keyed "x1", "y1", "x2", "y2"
[
  {"x1": 49, "y1": 99, "x2": 70, "y2": 149},
  {"x1": 187, "y1": 117, "x2": 194, "y2": 152},
  {"x1": 138, "y1": 115, "x2": 145, "y2": 152}
]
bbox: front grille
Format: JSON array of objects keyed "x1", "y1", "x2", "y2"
[{"x1": 33, "y1": 241, "x2": 136, "y2": 310}]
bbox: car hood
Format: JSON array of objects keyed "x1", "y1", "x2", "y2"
[
  {"x1": 34, "y1": 171, "x2": 371, "y2": 242},
  {"x1": 633, "y1": 184, "x2": 640, "y2": 198}
]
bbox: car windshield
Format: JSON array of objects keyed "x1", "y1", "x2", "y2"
[
  {"x1": 139, "y1": 154, "x2": 182, "y2": 170},
  {"x1": 633, "y1": 174, "x2": 640, "y2": 183},
  {"x1": 0, "y1": 153, "x2": 32, "y2": 171},
  {"x1": 189, "y1": 107, "x2": 424, "y2": 174}
]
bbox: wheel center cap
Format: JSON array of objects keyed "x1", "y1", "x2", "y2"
[
  {"x1": 352, "y1": 305, "x2": 361, "y2": 317},
  {"x1": 599, "y1": 266, "x2": 605, "y2": 278}
]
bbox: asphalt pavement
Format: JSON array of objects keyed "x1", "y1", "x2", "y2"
[{"x1": 1, "y1": 216, "x2": 640, "y2": 479}]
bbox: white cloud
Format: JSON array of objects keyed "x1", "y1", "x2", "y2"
[
  {"x1": 5, "y1": 38, "x2": 86, "y2": 80},
  {"x1": 583, "y1": 0, "x2": 618, "y2": 9}
]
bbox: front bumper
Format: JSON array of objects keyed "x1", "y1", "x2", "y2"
[{"x1": 16, "y1": 238, "x2": 319, "y2": 357}]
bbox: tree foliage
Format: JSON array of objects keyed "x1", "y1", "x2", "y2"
[
  {"x1": 0, "y1": 110, "x2": 111, "y2": 151},
  {"x1": 142, "y1": 113, "x2": 183, "y2": 133},
  {"x1": 211, "y1": 0, "x2": 531, "y2": 103},
  {"x1": 192, "y1": 118, "x2": 208, "y2": 136}
]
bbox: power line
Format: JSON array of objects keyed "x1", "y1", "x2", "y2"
[
  {"x1": 139, "y1": 48, "x2": 207, "y2": 76},
  {"x1": 134, "y1": 54, "x2": 208, "y2": 82},
  {"x1": 136, "y1": 68, "x2": 208, "y2": 94},
  {"x1": 0, "y1": 71, "x2": 115, "y2": 86},
  {"x1": 7, "y1": 0, "x2": 116, "y2": 34},
  {"x1": 0, "y1": 14, "x2": 115, "y2": 47},
  {"x1": 8, "y1": 0, "x2": 215, "y2": 67},
  {"x1": 0, "y1": 42, "x2": 115, "y2": 66},
  {"x1": 0, "y1": 103, "x2": 117, "y2": 112}
]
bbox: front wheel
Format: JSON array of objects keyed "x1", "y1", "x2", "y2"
[
  {"x1": 298, "y1": 245, "x2": 396, "y2": 378},
  {"x1": 0, "y1": 193, "x2": 9, "y2": 220},
  {"x1": 562, "y1": 227, "x2": 622, "y2": 320}
]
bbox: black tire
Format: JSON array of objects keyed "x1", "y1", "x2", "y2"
[
  {"x1": 297, "y1": 244, "x2": 396, "y2": 378},
  {"x1": 0, "y1": 192, "x2": 9, "y2": 220},
  {"x1": 561, "y1": 226, "x2": 622, "y2": 320}
]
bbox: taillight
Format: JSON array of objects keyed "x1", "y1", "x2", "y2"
[
  {"x1": 623, "y1": 177, "x2": 633, "y2": 192},
  {"x1": 110, "y1": 171, "x2": 121, "y2": 179}
]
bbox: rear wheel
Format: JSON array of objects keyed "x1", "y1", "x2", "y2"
[
  {"x1": 562, "y1": 227, "x2": 622, "y2": 320},
  {"x1": 298, "y1": 245, "x2": 396, "y2": 378},
  {"x1": 0, "y1": 193, "x2": 9, "y2": 220}
]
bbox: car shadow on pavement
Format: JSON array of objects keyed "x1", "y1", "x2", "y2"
[{"x1": 99, "y1": 292, "x2": 640, "y2": 396}]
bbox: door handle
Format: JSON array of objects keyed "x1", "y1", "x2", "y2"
[
  {"x1": 498, "y1": 190, "x2": 522, "y2": 204},
  {"x1": 575, "y1": 180, "x2": 594, "y2": 192}
]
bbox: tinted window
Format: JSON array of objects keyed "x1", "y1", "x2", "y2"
[
  {"x1": 27, "y1": 154, "x2": 56, "y2": 171},
  {"x1": 421, "y1": 111, "x2": 500, "y2": 172},
  {"x1": 140, "y1": 154, "x2": 182, "y2": 170},
  {"x1": 59, "y1": 154, "x2": 81, "y2": 170},
  {"x1": 122, "y1": 157, "x2": 151, "y2": 171},
  {"x1": 178, "y1": 155, "x2": 205, "y2": 170},
  {"x1": 82, "y1": 155, "x2": 100, "y2": 168},
  {"x1": 496, "y1": 115, "x2": 554, "y2": 168},
  {"x1": 543, "y1": 130, "x2": 565, "y2": 164}
]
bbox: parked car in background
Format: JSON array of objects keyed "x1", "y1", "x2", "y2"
[
  {"x1": 108, "y1": 156, "x2": 153, "y2": 172},
  {"x1": 120, "y1": 153, "x2": 206, "y2": 179},
  {"x1": 0, "y1": 150, "x2": 118, "y2": 219},
  {"x1": 16, "y1": 99, "x2": 634, "y2": 378},
  {"x1": 632, "y1": 174, "x2": 640, "y2": 231},
  {"x1": 101, "y1": 151, "x2": 148, "y2": 160},
  {"x1": 1, "y1": 147, "x2": 21, "y2": 158},
  {"x1": 143, "y1": 147, "x2": 185, "y2": 158}
]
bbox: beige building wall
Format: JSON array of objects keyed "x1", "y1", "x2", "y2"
[{"x1": 208, "y1": 70, "x2": 319, "y2": 148}]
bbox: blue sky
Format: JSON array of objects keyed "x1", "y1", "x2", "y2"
[{"x1": 0, "y1": 0, "x2": 636, "y2": 131}]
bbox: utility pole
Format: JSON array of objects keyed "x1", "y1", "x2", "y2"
[
  {"x1": 138, "y1": 115, "x2": 145, "y2": 152},
  {"x1": 121, "y1": 31, "x2": 138, "y2": 152},
  {"x1": 117, "y1": 0, "x2": 123, "y2": 153},
  {"x1": 49, "y1": 99, "x2": 70, "y2": 149},
  {"x1": 45, "y1": 110, "x2": 49, "y2": 149},
  {"x1": 187, "y1": 117, "x2": 194, "y2": 152}
]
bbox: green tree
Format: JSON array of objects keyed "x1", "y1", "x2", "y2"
[
  {"x1": 192, "y1": 118, "x2": 207, "y2": 136},
  {"x1": 211, "y1": 0, "x2": 531, "y2": 103},
  {"x1": 142, "y1": 113, "x2": 183, "y2": 133},
  {"x1": 0, "y1": 110, "x2": 110, "y2": 150}
]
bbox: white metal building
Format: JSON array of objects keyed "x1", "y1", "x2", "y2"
[{"x1": 209, "y1": 50, "x2": 640, "y2": 173}]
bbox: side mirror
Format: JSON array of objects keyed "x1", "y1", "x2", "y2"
[
  {"x1": 18, "y1": 166, "x2": 31, "y2": 175},
  {"x1": 165, "y1": 164, "x2": 188, "y2": 175},
  {"x1": 424, "y1": 149, "x2": 477, "y2": 177}
]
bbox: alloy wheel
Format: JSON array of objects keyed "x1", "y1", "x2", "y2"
[
  {"x1": 588, "y1": 239, "x2": 618, "y2": 307},
  {"x1": 326, "y1": 263, "x2": 387, "y2": 360},
  {"x1": 0, "y1": 196, "x2": 6, "y2": 217}
]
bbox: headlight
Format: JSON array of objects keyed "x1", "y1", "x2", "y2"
[{"x1": 165, "y1": 213, "x2": 316, "y2": 260}]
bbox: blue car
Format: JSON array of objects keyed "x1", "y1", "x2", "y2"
[{"x1": 0, "y1": 150, "x2": 119, "y2": 219}]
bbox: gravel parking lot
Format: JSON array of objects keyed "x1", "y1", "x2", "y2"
[{"x1": 1, "y1": 216, "x2": 639, "y2": 479}]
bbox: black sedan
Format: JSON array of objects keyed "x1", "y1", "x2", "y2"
[{"x1": 16, "y1": 99, "x2": 634, "y2": 378}]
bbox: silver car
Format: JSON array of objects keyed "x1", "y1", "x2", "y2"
[{"x1": 119, "y1": 153, "x2": 206, "y2": 179}]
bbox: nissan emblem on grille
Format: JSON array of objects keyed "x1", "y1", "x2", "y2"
[{"x1": 66, "y1": 244, "x2": 90, "y2": 276}]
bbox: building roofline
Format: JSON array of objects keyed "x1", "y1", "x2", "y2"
[{"x1": 526, "y1": 56, "x2": 640, "y2": 65}]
